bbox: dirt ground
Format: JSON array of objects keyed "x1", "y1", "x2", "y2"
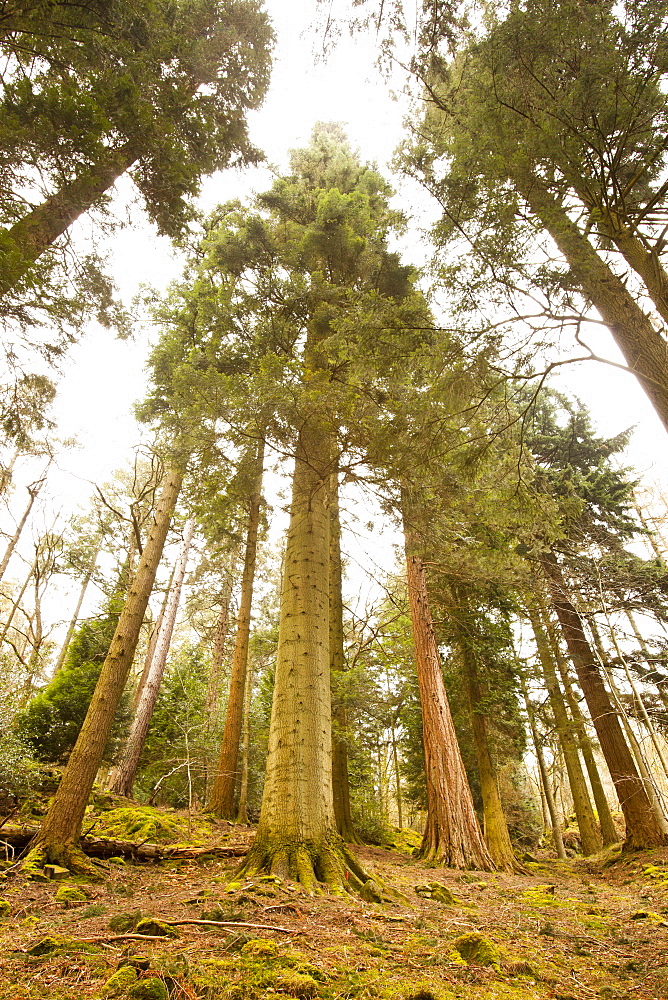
[{"x1": 1, "y1": 825, "x2": 668, "y2": 1000}]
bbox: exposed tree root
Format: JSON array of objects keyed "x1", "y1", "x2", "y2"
[
  {"x1": 237, "y1": 830, "x2": 383, "y2": 898},
  {"x1": 22, "y1": 843, "x2": 105, "y2": 880}
]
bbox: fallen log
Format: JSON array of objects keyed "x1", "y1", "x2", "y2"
[{"x1": 0, "y1": 824, "x2": 248, "y2": 862}]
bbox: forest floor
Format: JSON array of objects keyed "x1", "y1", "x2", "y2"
[{"x1": 1, "y1": 808, "x2": 668, "y2": 1000}]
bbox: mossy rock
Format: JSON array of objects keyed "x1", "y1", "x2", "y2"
[
  {"x1": 118, "y1": 956, "x2": 152, "y2": 973},
  {"x1": 109, "y1": 910, "x2": 143, "y2": 932},
  {"x1": 94, "y1": 807, "x2": 183, "y2": 844},
  {"x1": 415, "y1": 883, "x2": 459, "y2": 905},
  {"x1": 359, "y1": 879, "x2": 383, "y2": 903},
  {"x1": 0, "y1": 899, "x2": 11, "y2": 917},
  {"x1": 128, "y1": 977, "x2": 168, "y2": 1000},
  {"x1": 385, "y1": 828, "x2": 422, "y2": 854},
  {"x1": 274, "y1": 970, "x2": 320, "y2": 998},
  {"x1": 27, "y1": 936, "x2": 83, "y2": 957},
  {"x1": 452, "y1": 931, "x2": 502, "y2": 970},
  {"x1": 55, "y1": 884, "x2": 88, "y2": 904},
  {"x1": 241, "y1": 938, "x2": 279, "y2": 959},
  {"x1": 135, "y1": 918, "x2": 178, "y2": 938},
  {"x1": 101, "y1": 965, "x2": 138, "y2": 995}
]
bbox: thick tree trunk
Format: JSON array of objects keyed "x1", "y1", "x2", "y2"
[
  {"x1": 209, "y1": 439, "x2": 264, "y2": 819},
  {"x1": 52, "y1": 539, "x2": 101, "y2": 675},
  {"x1": 0, "y1": 142, "x2": 138, "y2": 297},
  {"x1": 107, "y1": 517, "x2": 194, "y2": 797},
  {"x1": 541, "y1": 604, "x2": 620, "y2": 844},
  {"x1": 27, "y1": 466, "x2": 183, "y2": 871},
  {"x1": 458, "y1": 637, "x2": 522, "y2": 871},
  {"x1": 329, "y1": 468, "x2": 362, "y2": 845},
  {"x1": 515, "y1": 170, "x2": 668, "y2": 432},
  {"x1": 402, "y1": 511, "x2": 493, "y2": 870},
  {"x1": 520, "y1": 675, "x2": 567, "y2": 859},
  {"x1": 527, "y1": 603, "x2": 602, "y2": 855},
  {"x1": 541, "y1": 552, "x2": 666, "y2": 848},
  {"x1": 239, "y1": 407, "x2": 370, "y2": 893}
]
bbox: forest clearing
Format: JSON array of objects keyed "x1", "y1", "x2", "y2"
[{"x1": 3, "y1": 2, "x2": 668, "y2": 999}]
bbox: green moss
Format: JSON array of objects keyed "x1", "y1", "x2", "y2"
[
  {"x1": 452, "y1": 931, "x2": 502, "y2": 970},
  {"x1": 241, "y1": 939, "x2": 279, "y2": 959},
  {"x1": 101, "y1": 965, "x2": 138, "y2": 995},
  {"x1": 26, "y1": 935, "x2": 95, "y2": 956},
  {"x1": 135, "y1": 918, "x2": 179, "y2": 938},
  {"x1": 108, "y1": 910, "x2": 143, "y2": 932},
  {"x1": 0, "y1": 899, "x2": 10, "y2": 917},
  {"x1": 94, "y1": 807, "x2": 182, "y2": 843},
  {"x1": 273, "y1": 970, "x2": 320, "y2": 998},
  {"x1": 128, "y1": 977, "x2": 168, "y2": 1000},
  {"x1": 385, "y1": 828, "x2": 422, "y2": 855},
  {"x1": 55, "y1": 884, "x2": 88, "y2": 904},
  {"x1": 414, "y1": 883, "x2": 459, "y2": 905}
]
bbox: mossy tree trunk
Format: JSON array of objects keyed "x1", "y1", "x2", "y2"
[
  {"x1": 542, "y1": 552, "x2": 666, "y2": 849},
  {"x1": 520, "y1": 674, "x2": 567, "y2": 859},
  {"x1": 330, "y1": 467, "x2": 362, "y2": 845},
  {"x1": 541, "y1": 602, "x2": 620, "y2": 845},
  {"x1": 238, "y1": 360, "x2": 370, "y2": 893},
  {"x1": 107, "y1": 517, "x2": 194, "y2": 797},
  {"x1": 209, "y1": 438, "x2": 264, "y2": 819},
  {"x1": 27, "y1": 466, "x2": 183, "y2": 871},
  {"x1": 526, "y1": 601, "x2": 602, "y2": 855},
  {"x1": 402, "y1": 505, "x2": 494, "y2": 870},
  {"x1": 458, "y1": 636, "x2": 523, "y2": 872}
]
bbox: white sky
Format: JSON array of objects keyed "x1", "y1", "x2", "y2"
[{"x1": 3, "y1": 1, "x2": 668, "y2": 648}]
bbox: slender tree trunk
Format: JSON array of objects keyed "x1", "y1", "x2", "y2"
[
  {"x1": 389, "y1": 720, "x2": 403, "y2": 830},
  {"x1": 329, "y1": 468, "x2": 361, "y2": 844},
  {"x1": 52, "y1": 540, "x2": 101, "y2": 675},
  {"x1": 526, "y1": 602, "x2": 602, "y2": 855},
  {"x1": 541, "y1": 603, "x2": 620, "y2": 844},
  {"x1": 541, "y1": 552, "x2": 666, "y2": 848},
  {"x1": 0, "y1": 479, "x2": 43, "y2": 583},
  {"x1": 28, "y1": 466, "x2": 183, "y2": 870},
  {"x1": 515, "y1": 169, "x2": 668, "y2": 432},
  {"x1": 132, "y1": 564, "x2": 175, "y2": 711},
  {"x1": 108, "y1": 517, "x2": 195, "y2": 797},
  {"x1": 0, "y1": 142, "x2": 139, "y2": 298},
  {"x1": 236, "y1": 658, "x2": 254, "y2": 825},
  {"x1": 520, "y1": 675, "x2": 567, "y2": 859},
  {"x1": 0, "y1": 551, "x2": 38, "y2": 644},
  {"x1": 209, "y1": 440, "x2": 264, "y2": 818},
  {"x1": 205, "y1": 567, "x2": 236, "y2": 721},
  {"x1": 402, "y1": 505, "x2": 493, "y2": 870},
  {"x1": 626, "y1": 609, "x2": 668, "y2": 713},
  {"x1": 0, "y1": 448, "x2": 19, "y2": 495},
  {"x1": 457, "y1": 636, "x2": 522, "y2": 871}
]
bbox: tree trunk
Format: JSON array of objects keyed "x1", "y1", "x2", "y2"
[
  {"x1": 458, "y1": 636, "x2": 522, "y2": 871},
  {"x1": 235, "y1": 657, "x2": 253, "y2": 825},
  {"x1": 0, "y1": 478, "x2": 43, "y2": 583},
  {"x1": 526, "y1": 602, "x2": 602, "y2": 855},
  {"x1": 626, "y1": 609, "x2": 668, "y2": 714},
  {"x1": 131, "y1": 564, "x2": 174, "y2": 711},
  {"x1": 27, "y1": 466, "x2": 183, "y2": 871},
  {"x1": 520, "y1": 675, "x2": 567, "y2": 859},
  {"x1": 52, "y1": 539, "x2": 101, "y2": 675},
  {"x1": 0, "y1": 141, "x2": 138, "y2": 298},
  {"x1": 402, "y1": 507, "x2": 493, "y2": 870},
  {"x1": 515, "y1": 169, "x2": 668, "y2": 432},
  {"x1": 541, "y1": 552, "x2": 666, "y2": 848},
  {"x1": 329, "y1": 468, "x2": 362, "y2": 845},
  {"x1": 0, "y1": 551, "x2": 38, "y2": 645},
  {"x1": 209, "y1": 439, "x2": 264, "y2": 819},
  {"x1": 204, "y1": 566, "x2": 236, "y2": 722},
  {"x1": 107, "y1": 516, "x2": 194, "y2": 797},
  {"x1": 541, "y1": 603, "x2": 620, "y2": 845}
]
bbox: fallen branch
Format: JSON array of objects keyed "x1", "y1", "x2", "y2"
[
  {"x1": 166, "y1": 919, "x2": 296, "y2": 933},
  {"x1": 0, "y1": 824, "x2": 248, "y2": 862}
]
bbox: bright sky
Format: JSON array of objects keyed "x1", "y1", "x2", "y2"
[{"x1": 4, "y1": 1, "x2": 668, "y2": 642}]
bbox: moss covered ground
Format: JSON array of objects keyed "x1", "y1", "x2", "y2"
[{"x1": 1, "y1": 814, "x2": 668, "y2": 1000}]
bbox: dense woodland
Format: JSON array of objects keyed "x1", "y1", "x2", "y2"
[{"x1": 2, "y1": 2, "x2": 668, "y2": 998}]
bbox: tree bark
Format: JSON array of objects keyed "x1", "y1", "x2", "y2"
[
  {"x1": 541, "y1": 602, "x2": 620, "y2": 845},
  {"x1": 235, "y1": 657, "x2": 253, "y2": 825},
  {"x1": 402, "y1": 507, "x2": 494, "y2": 870},
  {"x1": 329, "y1": 467, "x2": 362, "y2": 844},
  {"x1": 515, "y1": 170, "x2": 668, "y2": 432},
  {"x1": 209, "y1": 439, "x2": 264, "y2": 819},
  {"x1": 520, "y1": 675, "x2": 567, "y2": 859},
  {"x1": 0, "y1": 141, "x2": 139, "y2": 297},
  {"x1": 526, "y1": 602, "x2": 602, "y2": 855},
  {"x1": 27, "y1": 466, "x2": 183, "y2": 871},
  {"x1": 52, "y1": 539, "x2": 101, "y2": 675},
  {"x1": 541, "y1": 551, "x2": 666, "y2": 848},
  {"x1": 457, "y1": 635, "x2": 522, "y2": 871},
  {"x1": 107, "y1": 516, "x2": 195, "y2": 797},
  {"x1": 0, "y1": 478, "x2": 43, "y2": 583}
]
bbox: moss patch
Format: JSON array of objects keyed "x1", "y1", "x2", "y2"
[
  {"x1": 452, "y1": 931, "x2": 502, "y2": 970},
  {"x1": 55, "y1": 884, "x2": 88, "y2": 904},
  {"x1": 101, "y1": 965, "x2": 138, "y2": 995}
]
